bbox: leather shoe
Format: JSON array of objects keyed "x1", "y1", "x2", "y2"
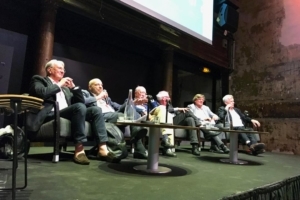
[
  {"x1": 209, "y1": 145, "x2": 224, "y2": 154},
  {"x1": 162, "y1": 148, "x2": 177, "y2": 157},
  {"x1": 220, "y1": 144, "x2": 230, "y2": 154},
  {"x1": 97, "y1": 152, "x2": 121, "y2": 163},
  {"x1": 161, "y1": 138, "x2": 173, "y2": 148},
  {"x1": 74, "y1": 153, "x2": 90, "y2": 165},
  {"x1": 133, "y1": 150, "x2": 148, "y2": 159},
  {"x1": 192, "y1": 144, "x2": 201, "y2": 156},
  {"x1": 249, "y1": 143, "x2": 265, "y2": 156},
  {"x1": 250, "y1": 143, "x2": 265, "y2": 152}
]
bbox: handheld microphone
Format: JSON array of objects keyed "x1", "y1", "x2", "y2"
[
  {"x1": 165, "y1": 100, "x2": 170, "y2": 123},
  {"x1": 103, "y1": 89, "x2": 109, "y2": 104},
  {"x1": 146, "y1": 95, "x2": 153, "y2": 121}
]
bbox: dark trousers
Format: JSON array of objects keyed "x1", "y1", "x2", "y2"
[
  {"x1": 173, "y1": 111, "x2": 198, "y2": 144},
  {"x1": 103, "y1": 112, "x2": 119, "y2": 123},
  {"x1": 233, "y1": 126, "x2": 257, "y2": 145},
  {"x1": 46, "y1": 103, "x2": 108, "y2": 144}
]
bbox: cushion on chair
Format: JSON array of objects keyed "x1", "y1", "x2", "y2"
[{"x1": 37, "y1": 118, "x2": 93, "y2": 140}]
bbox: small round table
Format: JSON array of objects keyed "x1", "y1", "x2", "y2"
[
  {"x1": 115, "y1": 121, "x2": 199, "y2": 173},
  {"x1": 0, "y1": 94, "x2": 43, "y2": 200}
]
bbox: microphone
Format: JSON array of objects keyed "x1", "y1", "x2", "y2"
[
  {"x1": 103, "y1": 89, "x2": 108, "y2": 104},
  {"x1": 146, "y1": 95, "x2": 153, "y2": 121},
  {"x1": 165, "y1": 100, "x2": 170, "y2": 123},
  {"x1": 147, "y1": 95, "x2": 154, "y2": 101}
]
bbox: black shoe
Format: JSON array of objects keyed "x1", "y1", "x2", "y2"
[
  {"x1": 133, "y1": 150, "x2": 148, "y2": 159},
  {"x1": 161, "y1": 138, "x2": 173, "y2": 148},
  {"x1": 192, "y1": 144, "x2": 201, "y2": 156},
  {"x1": 250, "y1": 148, "x2": 266, "y2": 156},
  {"x1": 220, "y1": 144, "x2": 230, "y2": 154},
  {"x1": 162, "y1": 148, "x2": 177, "y2": 157},
  {"x1": 209, "y1": 145, "x2": 224, "y2": 154},
  {"x1": 252, "y1": 149, "x2": 265, "y2": 156},
  {"x1": 249, "y1": 143, "x2": 265, "y2": 152}
]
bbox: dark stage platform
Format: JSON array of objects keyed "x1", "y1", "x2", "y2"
[{"x1": 1, "y1": 146, "x2": 300, "y2": 200}]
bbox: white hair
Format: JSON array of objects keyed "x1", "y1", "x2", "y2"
[
  {"x1": 45, "y1": 59, "x2": 64, "y2": 70},
  {"x1": 156, "y1": 91, "x2": 169, "y2": 101},
  {"x1": 45, "y1": 59, "x2": 64, "y2": 75},
  {"x1": 222, "y1": 94, "x2": 233, "y2": 103},
  {"x1": 89, "y1": 78, "x2": 102, "y2": 88},
  {"x1": 135, "y1": 86, "x2": 146, "y2": 93}
]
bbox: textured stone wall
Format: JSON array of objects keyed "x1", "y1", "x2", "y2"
[{"x1": 231, "y1": 0, "x2": 300, "y2": 154}]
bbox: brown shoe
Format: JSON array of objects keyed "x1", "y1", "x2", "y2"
[
  {"x1": 249, "y1": 143, "x2": 265, "y2": 155},
  {"x1": 74, "y1": 153, "x2": 90, "y2": 165},
  {"x1": 97, "y1": 152, "x2": 121, "y2": 163}
]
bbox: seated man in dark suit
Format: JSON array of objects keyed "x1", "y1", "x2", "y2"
[
  {"x1": 29, "y1": 59, "x2": 119, "y2": 165},
  {"x1": 217, "y1": 94, "x2": 265, "y2": 155},
  {"x1": 83, "y1": 79, "x2": 148, "y2": 159}
]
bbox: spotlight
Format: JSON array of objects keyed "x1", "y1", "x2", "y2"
[{"x1": 202, "y1": 67, "x2": 210, "y2": 73}]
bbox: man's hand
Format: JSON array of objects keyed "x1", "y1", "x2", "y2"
[
  {"x1": 178, "y1": 107, "x2": 189, "y2": 113},
  {"x1": 212, "y1": 115, "x2": 219, "y2": 121},
  {"x1": 134, "y1": 98, "x2": 148, "y2": 105},
  {"x1": 58, "y1": 77, "x2": 74, "y2": 88},
  {"x1": 225, "y1": 103, "x2": 233, "y2": 111},
  {"x1": 251, "y1": 119, "x2": 261, "y2": 127},
  {"x1": 96, "y1": 90, "x2": 108, "y2": 100}
]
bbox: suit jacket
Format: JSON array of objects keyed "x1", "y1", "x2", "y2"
[
  {"x1": 27, "y1": 75, "x2": 84, "y2": 132},
  {"x1": 217, "y1": 106, "x2": 252, "y2": 125},
  {"x1": 81, "y1": 89, "x2": 121, "y2": 111}
]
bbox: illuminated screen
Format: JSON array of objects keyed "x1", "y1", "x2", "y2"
[{"x1": 118, "y1": 0, "x2": 214, "y2": 44}]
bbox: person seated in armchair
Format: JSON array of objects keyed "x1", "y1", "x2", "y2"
[
  {"x1": 82, "y1": 78, "x2": 148, "y2": 159},
  {"x1": 118, "y1": 86, "x2": 153, "y2": 159},
  {"x1": 126, "y1": 86, "x2": 176, "y2": 157},
  {"x1": 187, "y1": 94, "x2": 229, "y2": 154},
  {"x1": 217, "y1": 94, "x2": 265, "y2": 155},
  {"x1": 153, "y1": 91, "x2": 202, "y2": 156},
  {"x1": 28, "y1": 59, "x2": 119, "y2": 165}
]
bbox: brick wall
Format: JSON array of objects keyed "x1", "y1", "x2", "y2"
[{"x1": 231, "y1": 0, "x2": 300, "y2": 154}]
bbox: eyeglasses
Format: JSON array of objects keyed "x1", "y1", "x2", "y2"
[{"x1": 53, "y1": 66, "x2": 66, "y2": 73}]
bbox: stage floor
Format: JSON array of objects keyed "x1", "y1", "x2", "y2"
[{"x1": 1, "y1": 146, "x2": 300, "y2": 200}]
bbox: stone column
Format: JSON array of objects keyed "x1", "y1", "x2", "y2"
[
  {"x1": 34, "y1": 0, "x2": 60, "y2": 76},
  {"x1": 162, "y1": 47, "x2": 174, "y2": 98}
]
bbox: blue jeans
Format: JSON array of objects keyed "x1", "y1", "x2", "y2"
[{"x1": 46, "y1": 103, "x2": 107, "y2": 144}]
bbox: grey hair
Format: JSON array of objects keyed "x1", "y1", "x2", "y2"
[
  {"x1": 45, "y1": 59, "x2": 64, "y2": 75},
  {"x1": 135, "y1": 86, "x2": 146, "y2": 93},
  {"x1": 222, "y1": 94, "x2": 233, "y2": 103},
  {"x1": 88, "y1": 78, "x2": 102, "y2": 88},
  {"x1": 156, "y1": 91, "x2": 169, "y2": 101}
]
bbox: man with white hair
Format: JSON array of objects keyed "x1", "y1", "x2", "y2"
[
  {"x1": 29, "y1": 59, "x2": 119, "y2": 165},
  {"x1": 118, "y1": 85, "x2": 155, "y2": 159},
  {"x1": 217, "y1": 94, "x2": 265, "y2": 155},
  {"x1": 154, "y1": 91, "x2": 201, "y2": 156}
]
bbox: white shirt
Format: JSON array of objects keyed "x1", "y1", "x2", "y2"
[
  {"x1": 48, "y1": 77, "x2": 68, "y2": 110},
  {"x1": 93, "y1": 94, "x2": 115, "y2": 113},
  {"x1": 192, "y1": 106, "x2": 215, "y2": 125},
  {"x1": 229, "y1": 109, "x2": 244, "y2": 127},
  {"x1": 193, "y1": 106, "x2": 208, "y2": 121}
]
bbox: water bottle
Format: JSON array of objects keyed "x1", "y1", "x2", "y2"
[{"x1": 124, "y1": 89, "x2": 135, "y2": 122}]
